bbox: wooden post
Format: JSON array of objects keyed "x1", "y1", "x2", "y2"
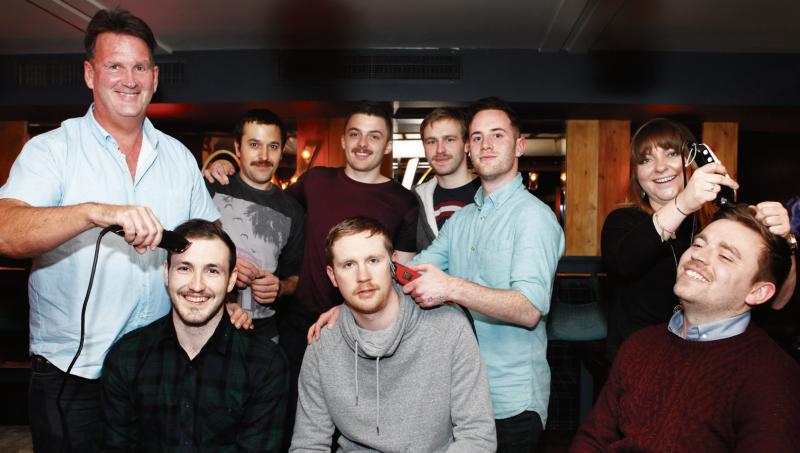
[
  {"x1": 701, "y1": 122, "x2": 738, "y2": 180},
  {"x1": 0, "y1": 121, "x2": 29, "y2": 186},
  {"x1": 565, "y1": 120, "x2": 630, "y2": 256}
]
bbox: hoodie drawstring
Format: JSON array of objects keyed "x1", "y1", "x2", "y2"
[
  {"x1": 376, "y1": 356, "x2": 381, "y2": 436},
  {"x1": 352, "y1": 339, "x2": 382, "y2": 436},
  {"x1": 354, "y1": 340, "x2": 359, "y2": 406}
]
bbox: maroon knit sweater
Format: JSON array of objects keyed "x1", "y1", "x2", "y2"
[{"x1": 572, "y1": 323, "x2": 800, "y2": 452}]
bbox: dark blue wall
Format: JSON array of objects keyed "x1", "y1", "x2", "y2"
[{"x1": 3, "y1": 49, "x2": 799, "y2": 107}]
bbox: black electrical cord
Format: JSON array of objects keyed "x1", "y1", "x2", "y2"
[
  {"x1": 53, "y1": 226, "x2": 188, "y2": 452},
  {"x1": 56, "y1": 225, "x2": 117, "y2": 453}
]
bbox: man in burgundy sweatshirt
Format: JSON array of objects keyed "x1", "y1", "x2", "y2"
[{"x1": 572, "y1": 204, "x2": 800, "y2": 452}]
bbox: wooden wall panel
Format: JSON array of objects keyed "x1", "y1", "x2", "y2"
[
  {"x1": 566, "y1": 120, "x2": 631, "y2": 256},
  {"x1": 566, "y1": 120, "x2": 600, "y2": 255},
  {"x1": 701, "y1": 122, "x2": 738, "y2": 181},
  {"x1": 597, "y1": 120, "x2": 631, "y2": 234},
  {"x1": 0, "y1": 121, "x2": 28, "y2": 186}
]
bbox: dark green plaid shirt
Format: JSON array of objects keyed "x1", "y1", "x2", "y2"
[{"x1": 100, "y1": 310, "x2": 288, "y2": 452}]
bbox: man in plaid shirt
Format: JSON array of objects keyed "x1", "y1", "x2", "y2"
[{"x1": 100, "y1": 219, "x2": 289, "y2": 451}]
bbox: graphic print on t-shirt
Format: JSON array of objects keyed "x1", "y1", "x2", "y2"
[
  {"x1": 432, "y1": 178, "x2": 481, "y2": 230},
  {"x1": 213, "y1": 193, "x2": 291, "y2": 319}
]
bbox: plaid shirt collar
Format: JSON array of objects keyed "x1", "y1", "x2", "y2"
[{"x1": 154, "y1": 308, "x2": 233, "y2": 357}]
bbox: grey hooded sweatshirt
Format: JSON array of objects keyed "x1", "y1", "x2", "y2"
[{"x1": 290, "y1": 288, "x2": 496, "y2": 452}]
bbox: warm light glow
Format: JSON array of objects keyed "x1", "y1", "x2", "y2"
[
  {"x1": 290, "y1": 175, "x2": 299, "y2": 184},
  {"x1": 301, "y1": 148, "x2": 312, "y2": 161},
  {"x1": 529, "y1": 171, "x2": 538, "y2": 182},
  {"x1": 560, "y1": 172, "x2": 567, "y2": 183}
]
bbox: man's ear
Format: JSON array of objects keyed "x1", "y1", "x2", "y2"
[
  {"x1": 227, "y1": 268, "x2": 238, "y2": 293},
  {"x1": 340, "y1": 133, "x2": 346, "y2": 152},
  {"x1": 326, "y1": 265, "x2": 338, "y2": 288},
  {"x1": 234, "y1": 139, "x2": 241, "y2": 158},
  {"x1": 152, "y1": 64, "x2": 159, "y2": 94},
  {"x1": 515, "y1": 136, "x2": 526, "y2": 158},
  {"x1": 745, "y1": 281, "x2": 776, "y2": 307},
  {"x1": 84, "y1": 60, "x2": 95, "y2": 90},
  {"x1": 163, "y1": 261, "x2": 169, "y2": 286},
  {"x1": 383, "y1": 139, "x2": 393, "y2": 156}
]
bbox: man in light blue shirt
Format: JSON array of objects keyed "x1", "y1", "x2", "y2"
[
  {"x1": 0, "y1": 9, "x2": 225, "y2": 452},
  {"x1": 404, "y1": 98, "x2": 565, "y2": 452}
]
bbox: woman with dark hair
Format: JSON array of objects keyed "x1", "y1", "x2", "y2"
[{"x1": 601, "y1": 118, "x2": 795, "y2": 361}]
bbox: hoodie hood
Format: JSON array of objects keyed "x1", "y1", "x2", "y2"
[{"x1": 339, "y1": 284, "x2": 422, "y2": 359}]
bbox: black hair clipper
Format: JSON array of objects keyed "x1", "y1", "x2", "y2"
[{"x1": 685, "y1": 141, "x2": 737, "y2": 208}]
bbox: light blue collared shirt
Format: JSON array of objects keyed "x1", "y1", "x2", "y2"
[
  {"x1": 411, "y1": 173, "x2": 565, "y2": 423},
  {"x1": 0, "y1": 106, "x2": 219, "y2": 378},
  {"x1": 668, "y1": 309, "x2": 751, "y2": 341}
]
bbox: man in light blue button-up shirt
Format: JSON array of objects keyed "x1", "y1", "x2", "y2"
[
  {"x1": 405, "y1": 98, "x2": 565, "y2": 452},
  {"x1": 0, "y1": 9, "x2": 220, "y2": 452}
]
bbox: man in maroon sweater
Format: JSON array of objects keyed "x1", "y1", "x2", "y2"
[{"x1": 572, "y1": 204, "x2": 800, "y2": 452}]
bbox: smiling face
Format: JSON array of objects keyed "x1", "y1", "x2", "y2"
[
  {"x1": 423, "y1": 118, "x2": 468, "y2": 178},
  {"x1": 84, "y1": 32, "x2": 158, "y2": 127},
  {"x1": 165, "y1": 237, "x2": 237, "y2": 328},
  {"x1": 326, "y1": 231, "x2": 397, "y2": 318},
  {"x1": 468, "y1": 109, "x2": 524, "y2": 188},
  {"x1": 341, "y1": 113, "x2": 392, "y2": 177},
  {"x1": 636, "y1": 145, "x2": 686, "y2": 210},
  {"x1": 235, "y1": 122, "x2": 283, "y2": 190},
  {"x1": 673, "y1": 219, "x2": 775, "y2": 322}
]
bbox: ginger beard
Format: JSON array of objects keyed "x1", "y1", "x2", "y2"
[{"x1": 326, "y1": 231, "x2": 397, "y2": 316}]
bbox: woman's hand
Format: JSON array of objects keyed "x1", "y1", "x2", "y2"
[{"x1": 675, "y1": 163, "x2": 739, "y2": 213}]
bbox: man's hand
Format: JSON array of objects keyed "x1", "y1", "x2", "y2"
[
  {"x1": 226, "y1": 303, "x2": 254, "y2": 330},
  {"x1": 252, "y1": 271, "x2": 280, "y2": 305},
  {"x1": 402, "y1": 263, "x2": 453, "y2": 308},
  {"x1": 307, "y1": 305, "x2": 341, "y2": 344},
  {"x1": 89, "y1": 203, "x2": 164, "y2": 254},
  {"x1": 203, "y1": 160, "x2": 236, "y2": 185},
  {"x1": 754, "y1": 201, "x2": 791, "y2": 237},
  {"x1": 235, "y1": 257, "x2": 263, "y2": 288}
]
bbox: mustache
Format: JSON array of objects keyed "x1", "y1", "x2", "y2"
[
  {"x1": 352, "y1": 283, "x2": 379, "y2": 296},
  {"x1": 250, "y1": 160, "x2": 274, "y2": 168}
]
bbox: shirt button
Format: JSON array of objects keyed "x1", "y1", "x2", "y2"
[
  {"x1": 470, "y1": 246, "x2": 476, "y2": 252},
  {"x1": 184, "y1": 402, "x2": 192, "y2": 409}
]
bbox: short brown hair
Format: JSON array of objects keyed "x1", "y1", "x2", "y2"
[
  {"x1": 325, "y1": 217, "x2": 393, "y2": 265},
  {"x1": 713, "y1": 204, "x2": 792, "y2": 293},
  {"x1": 85, "y1": 9, "x2": 157, "y2": 62},
  {"x1": 344, "y1": 101, "x2": 393, "y2": 136},
  {"x1": 467, "y1": 97, "x2": 520, "y2": 136},
  {"x1": 420, "y1": 108, "x2": 468, "y2": 142}
]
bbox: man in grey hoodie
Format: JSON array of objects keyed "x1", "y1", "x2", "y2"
[{"x1": 290, "y1": 216, "x2": 496, "y2": 452}]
